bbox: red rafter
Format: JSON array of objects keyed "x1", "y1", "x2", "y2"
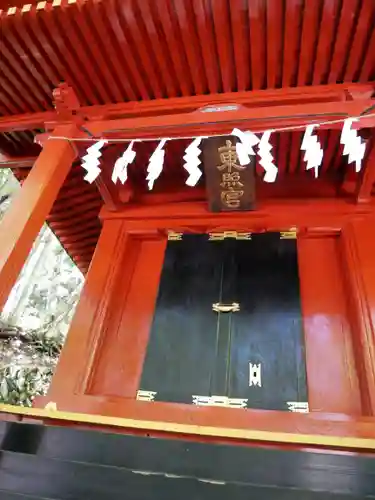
[
  {"x1": 344, "y1": 1, "x2": 375, "y2": 81},
  {"x1": 266, "y1": 0, "x2": 283, "y2": 89},
  {"x1": 357, "y1": 139, "x2": 375, "y2": 203},
  {"x1": 248, "y1": 0, "x2": 266, "y2": 90},
  {"x1": 211, "y1": 0, "x2": 235, "y2": 93},
  {"x1": 192, "y1": 0, "x2": 221, "y2": 94},
  {"x1": 297, "y1": 0, "x2": 321, "y2": 86},
  {"x1": 328, "y1": 0, "x2": 361, "y2": 83},
  {"x1": 312, "y1": 0, "x2": 340, "y2": 85}
]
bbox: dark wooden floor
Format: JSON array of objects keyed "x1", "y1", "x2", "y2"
[{"x1": 0, "y1": 421, "x2": 374, "y2": 499}]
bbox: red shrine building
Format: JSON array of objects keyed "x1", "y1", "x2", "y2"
[{"x1": 0, "y1": 0, "x2": 375, "y2": 498}]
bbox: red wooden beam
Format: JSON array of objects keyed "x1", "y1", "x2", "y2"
[
  {"x1": 0, "y1": 83, "x2": 373, "y2": 133},
  {"x1": 81, "y1": 83, "x2": 374, "y2": 123},
  {"x1": 0, "y1": 154, "x2": 35, "y2": 168},
  {"x1": 0, "y1": 124, "x2": 76, "y2": 310},
  {"x1": 0, "y1": 111, "x2": 56, "y2": 133},
  {"x1": 86, "y1": 99, "x2": 375, "y2": 138},
  {"x1": 95, "y1": 165, "x2": 131, "y2": 211},
  {"x1": 357, "y1": 141, "x2": 375, "y2": 203}
]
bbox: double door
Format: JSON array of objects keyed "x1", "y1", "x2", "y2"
[{"x1": 138, "y1": 232, "x2": 308, "y2": 411}]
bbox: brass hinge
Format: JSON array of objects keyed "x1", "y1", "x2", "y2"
[
  {"x1": 212, "y1": 302, "x2": 240, "y2": 313},
  {"x1": 280, "y1": 229, "x2": 297, "y2": 239},
  {"x1": 136, "y1": 390, "x2": 157, "y2": 402},
  {"x1": 209, "y1": 231, "x2": 251, "y2": 241},
  {"x1": 192, "y1": 395, "x2": 248, "y2": 408},
  {"x1": 44, "y1": 401, "x2": 58, "y2": 411},
  {"x1": 286, "y1": 401, "x2": 309, "y2": 413},
  {"x1": 167, "y1": 231, "x2": 183, "y2": 241}
]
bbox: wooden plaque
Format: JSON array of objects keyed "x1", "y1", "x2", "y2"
[{"x1": 202, "y1": 136, "x2": 255, "y2": 212}]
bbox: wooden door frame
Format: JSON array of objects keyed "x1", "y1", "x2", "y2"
[{"x1": 27, "y1": 199, "x2": 375, "y2": 451}]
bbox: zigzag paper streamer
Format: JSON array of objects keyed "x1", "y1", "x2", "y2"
[
  {"x1": 146, "y1": 139, "x2": 167, "y2": 190},
  {"x1": 340, "y1": 118, "x2": 366, "y2": 172},
  {"x1": 257, "y1": 130, "x2": 278, "y2": 183},
  {"x1": 231, "y1": 128, "x2": 259, "y2": 165},
  {"x1": 112, "y1": 140, "x2": 136, "y2": 184},
  {"x1": 301, "y1": 125, "x2": 323, "y2": 178},
  {"x1": 81, "y1": 140, "x2": 107, "y2": 183},
  {"x1": 182, "y1": 137, "x2": 204, "y2": 187}
]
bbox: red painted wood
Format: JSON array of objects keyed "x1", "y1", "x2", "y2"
[
  {"x1": 211, "y1": 0, "x2": 235, "y2": 93},
  {"x1": 229, "y1": 0, "x2": 250, "y2": 91},
  {"x1": 88, "y1": 234, "x2": 166, "y2": 398},
  {"x1": 192, "y1": 0, "x2": 221, "y2": 94},
  {"x1": 87, "y1": 99, "x2": 374, "y2": 138},
  {"x1": 341, "y1": 218, "x2": 375, "y2": 415},
  {"x1": 248, "y1": 0, "x2": 266, "y2": 90},
  {"x1": 135, "y1": 0, "x2": 178, "y2": 97},
  {"x1": 1, "y1": 17, "x2": 51, "y2": 107},
  {"x1": 298, "y1": 235, "x2": 362, "y2": 414},
  {"x1": 356, "y1": 140, "x2": 375, "y2": 203},
  {"x1": 297, "y1": 0, "x2": 320, "y2": 86},
  {"x1": 35, "y1": 197, "x2": 375, "y2": 450},
  {"x1": 48, "y1": 219, "x2": 129, "y2": 398},
  {"x1": 55, "y1": 3, "x2": 111, "y2": 104},
  {"x1": 100, "y1": 199, "x2": 374, "y2": 231},
  {"x1": 312, "y1": 0, "x2": 341, "y2": 85},
  {"x1": 1, "y1": 0, "x2": 374, "y2": 116},
  {"x1": 328, "y1": 0, "x2": 361, "y2": 83},
  {"x1": 266, "y1": 0, "x2": 283, "y2": 89},
  {"x1": 0, "y1": 124, "x2": 76, "y2": 310},
  {"x1": 359, "y1": 28, "x2": 375, "y2": 81},
  {"x1": 37, "y1": 6, "x2": 98, "y2": 105},
  {"x1": 157, "y1": 0, "x2": 194, "y2": 97},
  {"x1": 173, "y1": 0, "x2": 207, "y2": 96},
  {"x1": 0, "y1": 83, "x2": 372, "y2": 133},
  {"x1": 103, "y1": 0, "x2": 152, "y2": 101},
  {"x1": 344, "y1": 0, "x2": 375, "y2": 82},
  {"x1": 72, "y1": 1, "x2": 123, "y2": 103},
  {"x1": 282, "y1": 0, "x2": 303, "y2": 87},
  {"x1": 34, "y1": 392, "x2": 375, "y2": 445}
]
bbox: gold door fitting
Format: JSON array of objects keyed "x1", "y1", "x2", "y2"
[
  {"x1": 280, "y1": 229, "x2": 297, "y2": 239},
  {"x1": 212, "y1": 302, "x2": 240, "y2": 313},
  {"x1": 167, "y1": 231, "x2": 183, "y2": 241},
  {"x1": 192, "y1": 395, "x2": 248, "y2": 408},
  {"x1": 209, "y1": 231, "x2": 251, "y2": 241}
]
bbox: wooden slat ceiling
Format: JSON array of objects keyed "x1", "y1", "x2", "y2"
[
  {"x1": 1, "y1": 0, "x2": 375, "y2": 273},
  {"x1": 1, "y1": 0, "x2": 374, "y2": 109},
  {"x1": 13, "y1": 163, "x2": 102, "y2": 275}
]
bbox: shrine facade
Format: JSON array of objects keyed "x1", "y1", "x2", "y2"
[{"x1": 0, "y1": 0, "x2": 375, "y2": 497}]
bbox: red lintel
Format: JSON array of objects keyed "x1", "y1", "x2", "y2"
[{"x1": 0, "y1": 83, "x2": 373, "y2": 133}]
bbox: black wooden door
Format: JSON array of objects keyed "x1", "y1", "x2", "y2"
[
  {"x1": 139, "y1": 232, "x2": 308, "y2": 410},
  {"x1": 139, "y1": 234, "x2": 223, "y2": 403},
  {"x1": 224, "y1": 233, "x2": 308, "y2": 410}
]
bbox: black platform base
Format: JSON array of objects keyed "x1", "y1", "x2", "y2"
[{"x1": 0, "y1": 421, "x2": 374, "y2": 499}]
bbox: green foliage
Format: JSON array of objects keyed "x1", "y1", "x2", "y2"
[
  {"x1": 0, "y1": 365, "x2": 53, "y2": 407},
  {"x1": 0, "y1": 329, "x2": 63, "y2": 406},
  {"x1": 0, "y1": 168, "x2": 84, "y2": 407}
]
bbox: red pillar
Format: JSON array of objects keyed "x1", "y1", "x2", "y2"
[
  {"x1": 45, "y1": 219, "x2": 130, "y2": 400},
  {"x1": 0, "y1": 124, "x2": 77, "y2": 310},
  {"x1": 341, "y1": 217, "x2": 375, "y2": 415}
]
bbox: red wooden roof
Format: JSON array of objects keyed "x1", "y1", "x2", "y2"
[
  {"x1": 1, "y1": 0, "x2": 375, "y2": 273},
  {"x1": 1, "y1": 0, "x2": 374, "y2": 109}
]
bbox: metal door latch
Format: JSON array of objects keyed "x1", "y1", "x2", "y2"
[
  {"x1": 249, "y1": 363, "x2": 262, "y2": 387},
  {"x1": 209, "y1": 231, "x2": 251, "y2": 240},
  {"x1": 212, "y1": 302, "x2": 240, "y2": 313},
  {"x1": 280, "y1": 229, "x2": 297, "y2": 239},
  {"x1": 192, "y1": 395, "x2": 248, "y2": 408},
  {"x1": 136, "y1": 390, "x2": 157, "y2": 402},
  {"x1": 287, "y1": 401, "x2": 309, "y2": 413}
]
